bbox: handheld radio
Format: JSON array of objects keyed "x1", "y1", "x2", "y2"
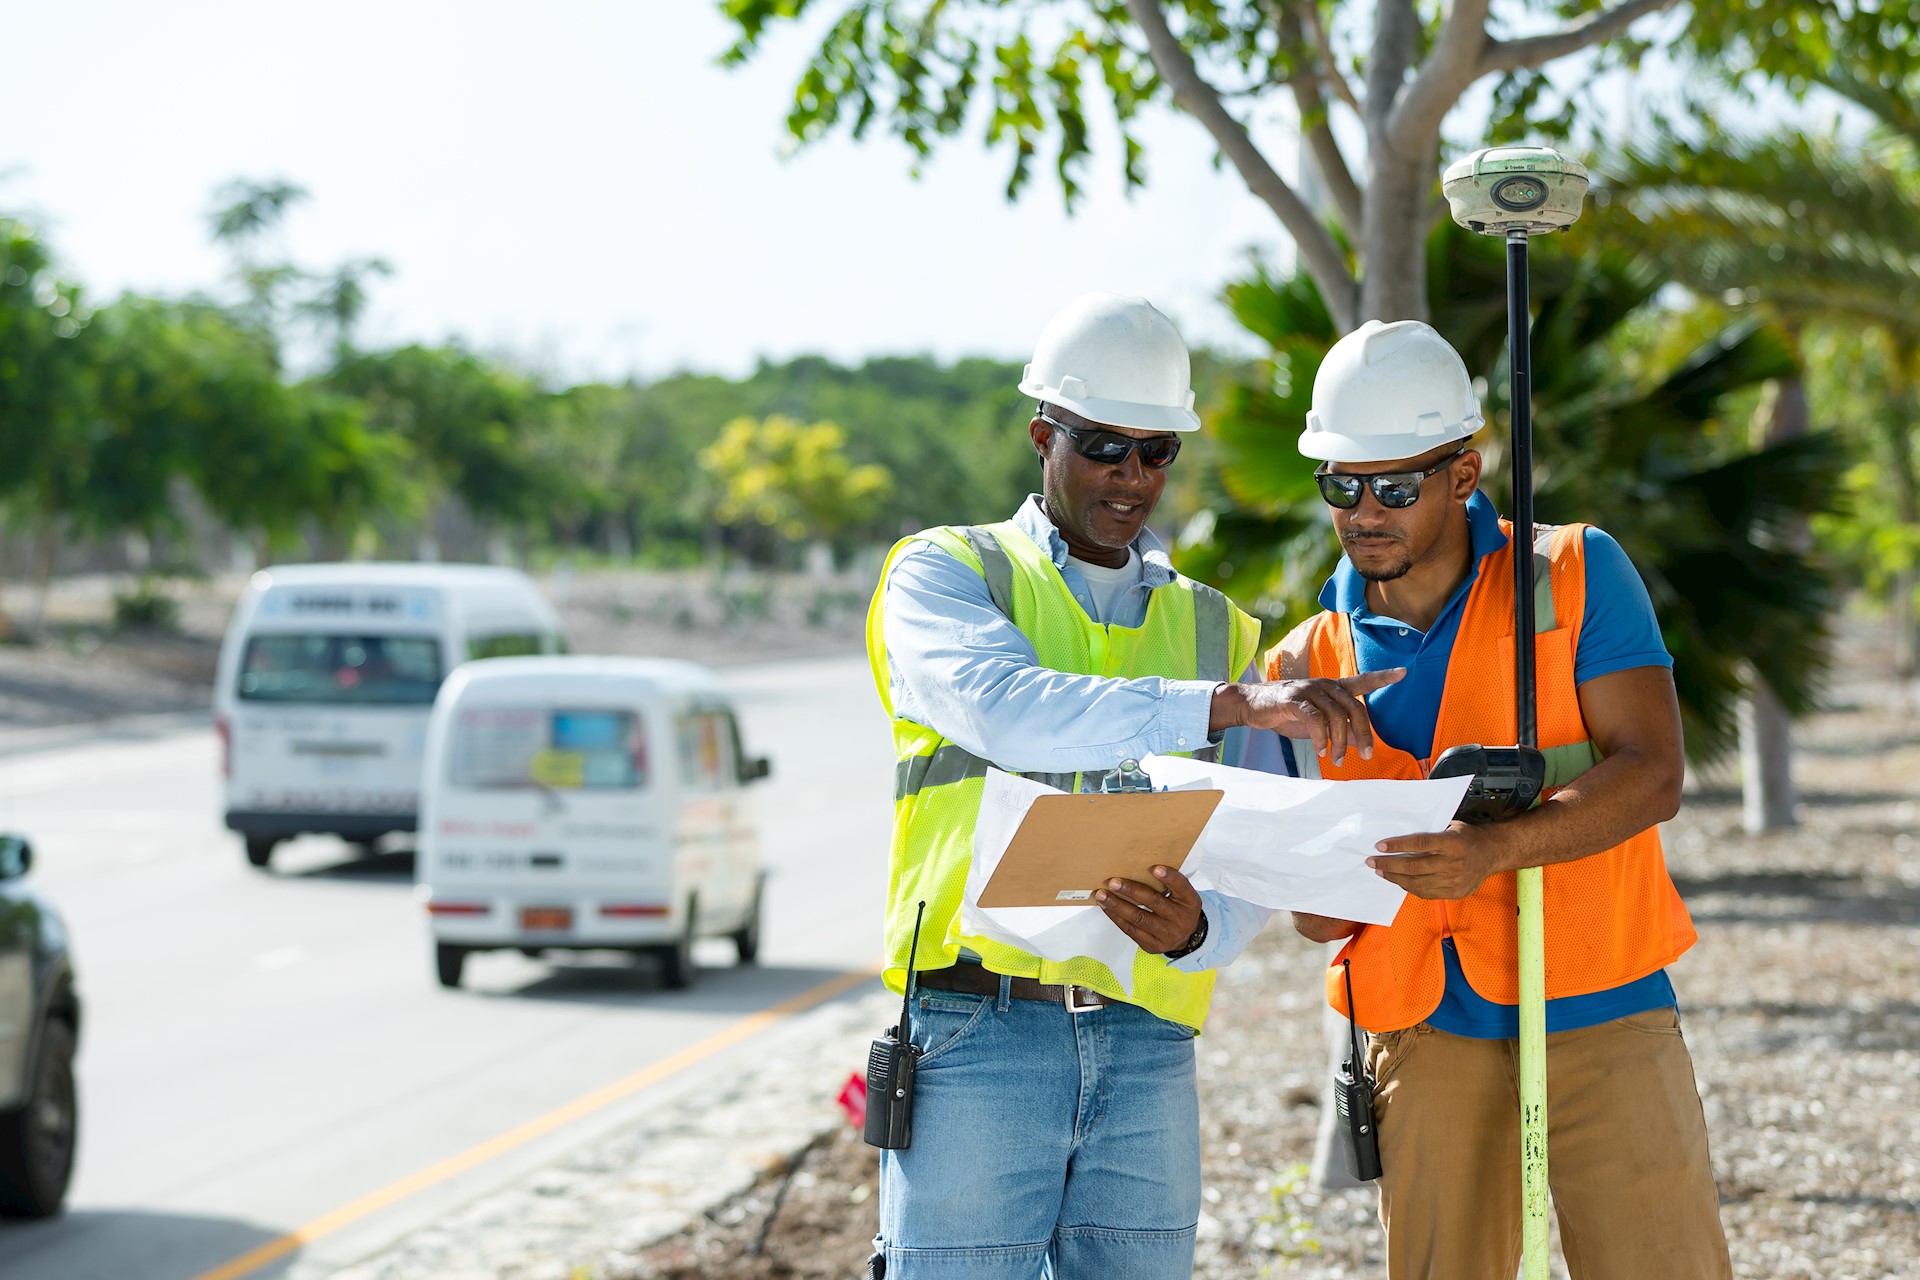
[
  {"x1": 863, "y1": 900, "x2": 927, "y2": 1150},
  {"x1": 1332, "y1": 958, "x2": 1383, "y2": 1182}
]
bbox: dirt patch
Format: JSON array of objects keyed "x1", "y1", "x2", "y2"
[
  {"x1": 604, "y1": 1127, "x2": 880, "y2": 1280},
  {"x1": 609, "y1": 621, "x2": 1920, "y2": 1280},
  {"x1": 0, "y1": 629, "x2": 220, "y2": 728},
  {"x1": 0, "y1": 567, "x2": 872, "y2": 733}
]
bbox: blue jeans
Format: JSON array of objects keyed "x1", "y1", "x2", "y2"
[{"x1": 875, "y1": 973, "x2": 1202, "y2": 1278}]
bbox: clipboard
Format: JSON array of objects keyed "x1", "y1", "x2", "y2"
[{"x1": 977, "y1": 788, "x2": 1225, "y2": 908}]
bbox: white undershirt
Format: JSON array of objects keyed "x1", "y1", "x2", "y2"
[{"x1": 1067, "y1": 547, "x2": 1143, "y2": 625}]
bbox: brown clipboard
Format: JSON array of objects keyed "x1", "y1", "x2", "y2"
[{"x1": 978, "y1": 789, "x2": 1225, "y2": 908}]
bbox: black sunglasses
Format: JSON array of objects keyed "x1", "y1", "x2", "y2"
[
  {"x1": 1314, "y1": 447, "x2": 1466, "y2": 510},
  {"x1": 1040, "y1": 412, "x2": 1182, "y2": 470}
]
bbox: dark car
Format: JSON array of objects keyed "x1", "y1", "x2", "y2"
[{"x1": 0, "y1": 834, "x2": 80, "y2": 1216}]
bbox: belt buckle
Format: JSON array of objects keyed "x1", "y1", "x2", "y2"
[{"x1": 1063, "y1": 983, "x2": 1103, "y2": 1014}]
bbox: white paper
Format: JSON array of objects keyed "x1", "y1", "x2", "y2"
[
  {"x1": 1139, "y1": 754, "x2": 1472, "y2": 925},
  {"x1": 961, "y1": 769, "x2": 1146, "y2": 995}
]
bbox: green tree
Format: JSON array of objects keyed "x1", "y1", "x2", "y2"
[
  {"x1": 1600, "y1": 123, "x2": 1920, "y2": 683},
  {"x1": 700, "y1": 414, "x2": 895, "y2": 561},
  {"x1": 1683, "y1": 0, "x2": 1919, "y2": 143},
  {"x1": 728, "y1": 354, "x2": 1033, "y2": 531},
  {"x1": 0, "y1": 216, "x2": 92, "y2": 629},
  {"x1": 1180, "y1": 222, "x2": 1848, "y2": 763},
  {"x1": 1591, "y1": 14, "x2": 1920, "y2": 814},
  {"x1": 299, "y1": 257, "x2": 393, "y2": 367},
  {"x1": 723, "y1": 0, "x2": 1692, "y2": 328},
  {"x1": 1801, "y1": 327, "x2": 1920, "y2": 664},
  {"x1": 522, "y1": 382, "x2": 629, "y2": 551},
  {"x1": 88, "y1": 297, "x2": 407, "y2": 555},
  {"x1": 206, "y1": 177, "x2": 309, "y2": 336},
  {"x1": 327, "y1": 344, "x2": 555, "y2": 537}
]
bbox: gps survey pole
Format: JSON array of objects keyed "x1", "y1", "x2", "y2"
[{"x1": 1441, "y1": 145, "x2": 1589, "y2": 1280}]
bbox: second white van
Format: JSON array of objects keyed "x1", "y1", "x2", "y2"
[
  {"x1": 213, "y1": 564, "x2": 565, "y2": 869},
  {"x1": 416, "y1": 657, "x2": 771, "y2": 990}
]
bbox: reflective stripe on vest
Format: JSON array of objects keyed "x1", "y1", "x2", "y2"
[
  {"x1": 867, "y1": 520, "x2": 1262, "y2": 1029},
  {"x1": 1265, "y1": 519, "x2": 1697, "y2": 1032},
  {"x1": 952, "y1": 523, "x2": 1231, "y2": 770}
]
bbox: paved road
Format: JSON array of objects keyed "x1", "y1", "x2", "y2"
[{"x1": 0, "y1": 653, "x2": 894, "y2": 1280}]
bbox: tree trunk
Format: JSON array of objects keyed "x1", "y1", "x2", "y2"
[
  {"x1": 1894, "y1": 568, "x2": 1917, "y2": 695},
  {"x1": 1739, "y1": 374, "x2": 1810, "y2": 831},
  {"x1": 1358, "y1": 137, "x2": 1436, "y2": 324},
  {"x1": 1739, "y1": 682, "x2": 1798, "y2": 833},
  {"x1": 1883, "y1": 362, "x2": 1919, "y2": 694},
  {"x1": 27, "y1": 518, "x2": 58, "y2": 637},
  {"x1": 605, "y1": 514, "x2": 633, "y2": 563}
]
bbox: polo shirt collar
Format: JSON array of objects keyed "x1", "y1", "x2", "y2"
[
  {"x1": 1318, "y1": 489, "x2": 1508, "y2": 614},
  {"x1": 1013, "y1": 494, "x2": 1179, "y2": 588}
]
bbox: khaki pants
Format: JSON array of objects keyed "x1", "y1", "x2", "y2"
[{"x1": 1368, "y1": 1008, "x2": 1733, "y2": 1280}]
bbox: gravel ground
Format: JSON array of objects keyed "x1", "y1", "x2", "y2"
[
  {"x1": 6, "y1": 571, "x2": 1915, "y2": 1277},
  {"x1": 612, "y1": 623, "x2": 1920, "y2": 1280}
]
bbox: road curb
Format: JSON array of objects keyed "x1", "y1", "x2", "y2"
[
  {"x1": 316, "y1": 985, "x2": 891, "y2": 1279},
  {"x1": 0, "y1": 709, "x2": 208, "y2": 759}
]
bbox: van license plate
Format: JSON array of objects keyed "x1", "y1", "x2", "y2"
[{"x1": 521, "y1": 906, "x2": 573, "y2": 932}]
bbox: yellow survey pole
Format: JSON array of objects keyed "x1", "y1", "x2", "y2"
[{"x1": 1442, "y1": 145, "x2": 1591, "y2": 1278}]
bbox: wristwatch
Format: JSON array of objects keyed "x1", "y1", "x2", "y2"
[{"x1": 1165, "y1": 911, "x2": 1210, "y2": 961}]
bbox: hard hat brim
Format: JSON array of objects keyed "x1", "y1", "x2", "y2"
[
  {"x1": 1296, "y1": 418, "x2": 1483, "y2": 463},
  {"x1": 1019, "y1": 380, "x2": 1204, "y2": 433}
]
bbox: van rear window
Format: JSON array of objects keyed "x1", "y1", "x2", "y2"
[
  {"x1": 239, "y1": 635, "x2": 443, "y2": 705},
  {"x1": 450, "y1": 709, "x2": 648, "y2": 790}
]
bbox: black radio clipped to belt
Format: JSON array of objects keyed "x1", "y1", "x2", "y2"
[
  {"x1": 1332, "y1": 958, "x2": 1383, "y2": 1182},
  {"x1": 864, "y1": 901, "x2": 927, "y2": 1150}
]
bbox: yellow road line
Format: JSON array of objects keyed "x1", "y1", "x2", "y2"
[{"x1": 192, "y1": 967, "x2": 880, "y2": 1280}]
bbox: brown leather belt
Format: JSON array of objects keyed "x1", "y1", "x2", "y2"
[{"x1": 916, "y1": 964, "x2": 1115, "y2": 1013}]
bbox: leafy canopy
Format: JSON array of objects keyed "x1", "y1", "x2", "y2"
[{"x1": 701, "y1": 414, "x2": 895, "y2": 544}]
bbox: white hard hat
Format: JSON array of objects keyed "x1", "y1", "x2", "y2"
[
  {"x1": 1299, "y1": 320, "x2": 1485, "y2": 462},
  {"x1": 1018, "y1": 292, "x2": 1202, "y2": 433}
]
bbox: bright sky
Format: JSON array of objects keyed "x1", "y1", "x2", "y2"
[{"x1": 3, "y1": 1, "x2": 1319, "y2": 382}]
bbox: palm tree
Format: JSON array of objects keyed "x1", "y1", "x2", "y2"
[
  {"x1": 205, "y1": 178, "x2": 309, "y2": 335},
  {"x1": 298, "y1": 257, "x2": 392, "y2": 368},
  {"x1": 1594, "y1": 121, "x2": 1920, "y2": 827},
  {"x1": 1178, "y1": 220, "x2": 1848, "y2": 766},
  {"x1": 1602, "y1": 128, "x2": 1920, "y2": 682}
]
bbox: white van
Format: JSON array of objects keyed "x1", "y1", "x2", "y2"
[
  {"x1": 214, "y1": 564, "x2": 565, "y2": 869},
  {"x1": 416, "y1": 657, "x2": 771, "y2": 990}
]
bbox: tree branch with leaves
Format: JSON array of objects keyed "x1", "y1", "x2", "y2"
[{"x1": 722, "y1": 0, "x2": 1682, "y2": 329}]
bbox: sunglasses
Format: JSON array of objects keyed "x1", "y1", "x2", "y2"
[
  {"x1": 1040, "y1": 413, "x2": 1182, "y2": 469},
  {"x1": 1314, "y1": 448, "x2": 1466, "y2": 510}
]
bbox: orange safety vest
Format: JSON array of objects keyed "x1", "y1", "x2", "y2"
[{"x1": 1267, "y1": 520, "x2": 1697, "y2": 1033}]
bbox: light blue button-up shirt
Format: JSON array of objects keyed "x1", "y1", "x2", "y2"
[{"x1": 880, "y1": 495, "x2": 1275, "y2": 971}]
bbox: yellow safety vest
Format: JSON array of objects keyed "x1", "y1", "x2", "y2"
[{"x1": 865, "y1": 519, "x2": 1262, "y2": 1030}]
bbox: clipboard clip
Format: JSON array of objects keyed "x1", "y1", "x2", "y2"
[{"x1": 1099, "y1": 758, "x2": 1158, "y2": 794}]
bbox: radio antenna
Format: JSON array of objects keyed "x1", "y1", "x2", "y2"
[{"x1": 897, "y1": 900, "x2": 927, "y2": 1035}]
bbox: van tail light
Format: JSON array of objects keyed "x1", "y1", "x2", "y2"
[
  {"x1": 599, "y1": 903, "x2": 670, "y2": 918},
  {"x1": 214, "y1": 715, "x2": 232, "y2": 779},
  {"x1": 426, "y1": 901, "x2": 492, "y2": 916}
]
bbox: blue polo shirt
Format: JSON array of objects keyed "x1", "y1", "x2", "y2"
[{"x1": 1324, "y1": 491, "x2": 1677, "y2": 1037}]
